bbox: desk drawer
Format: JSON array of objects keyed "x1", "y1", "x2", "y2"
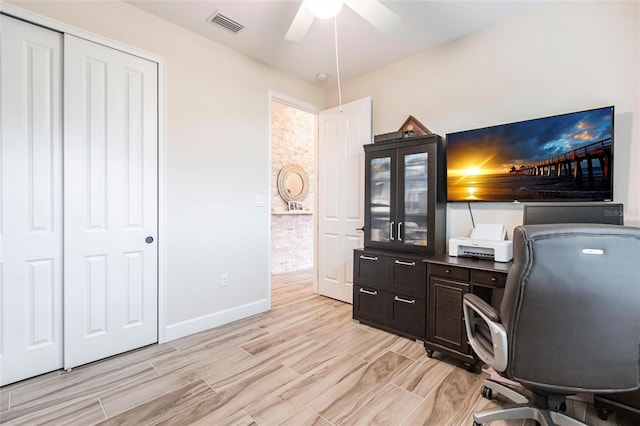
[
  {"x1": 387, "y1": 292, "x2": 426, "y2": 339},
  {"x1": 353, "y1": 285, "x2": 387, "y2": 326},
  {"x1": 471, "y1": 270, "x2": 507, "y2": 287},
  {"x1": 389, "y1": 256, "x2": 427, "y2": 299},
  {"x1": 429, "y1": 264, "x2": 469, "y2": 281},
  {"x1": 354, "y1": 250, "x2": 386, "y2": 289}
]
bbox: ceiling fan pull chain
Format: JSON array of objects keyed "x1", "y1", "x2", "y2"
[{"x1": 334, "y1": 16, "x2": 343, "y2": 113}]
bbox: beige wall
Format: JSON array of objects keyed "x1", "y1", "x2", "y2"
[
  {"x1": 5, "y1": 0, "x2": 325, "y2": 339},
  {"x1": 327, "y1": 1, "x2": 640, "y2": 237}
]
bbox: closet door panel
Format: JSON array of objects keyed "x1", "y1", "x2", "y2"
[
  {"x1": 63, "y1": 34, "x2": 158, "y2": 369},
  {"x1": 0, "y1": 15, "x2": 63, "y2": 386}
]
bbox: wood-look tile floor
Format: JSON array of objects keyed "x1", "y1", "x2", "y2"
[{"x1": 0, "y1": 269, "x2": 635, "y2": 425}]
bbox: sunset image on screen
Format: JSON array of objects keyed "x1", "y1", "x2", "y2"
[{"x1": 446, "y1": 107, "x2": 613, "y2": 202}]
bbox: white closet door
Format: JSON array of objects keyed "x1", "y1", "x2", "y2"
[
  {"x1": 0, "y1": 15, "x2": 64, "y2": 386},
  {"x1": 63, "y1": 35, "x2": 158, "y2": 369}
]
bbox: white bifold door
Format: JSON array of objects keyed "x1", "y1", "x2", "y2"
[
  {"x1": 63, "y1": 34, "x2": 158, "y2": 370},
  {"x1": 0, "y1": 15, "x2": 64, "y2": 386},
  {"x1": 0, "y1": 16, "x2": 158, "y2": 385}
]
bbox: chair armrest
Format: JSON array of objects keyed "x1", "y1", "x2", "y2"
[
  {"x1": 463, "y1": 294, "x2": 508, "y2": 372},
  {"x1": 464, "y1": 293, "x2": 500, "y2": 322}
]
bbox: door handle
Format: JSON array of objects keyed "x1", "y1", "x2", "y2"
[
  {"x1": 356, "y1": 226, "x2": 365, "y2": 232},
  {"x1": 145, "y1": 236, "x2": 154, "y2": 244},
  {"x1": 390, "y1": 222, "x2": 395, "y2": 241}
]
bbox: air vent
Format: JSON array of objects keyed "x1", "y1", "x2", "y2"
[{"x1": 207, "y1": 11, "x2": 244, "y2": 34}]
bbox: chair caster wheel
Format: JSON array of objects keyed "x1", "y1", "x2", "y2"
[
  {"x1": 596, "y1": 408, "x2": 610, "y2": 420},
  {"x1": 481, "y1": 385, "x2": 493, "y2": 400},
  {"x1": 559, "y1": 402, "x2": 567, "y2": 412},
  {"x1": 473, "y1": 421, "x2": 482, "y2": 426},
  {"x1": 425, "y1": 349, "x2": 434, "y2": 358}
]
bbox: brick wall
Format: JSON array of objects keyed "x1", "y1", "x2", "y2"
[{"x1": 271, "y1": 105, "x2": 314, "y2": 273}]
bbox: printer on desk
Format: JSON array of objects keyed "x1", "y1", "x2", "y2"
[{"x1": 449, "y1": 223, "x2": 513, "y2": 262}]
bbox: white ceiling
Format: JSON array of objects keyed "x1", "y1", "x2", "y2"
[{"x1": 127, "y1": 1, "x2": 544, "y2": 87}]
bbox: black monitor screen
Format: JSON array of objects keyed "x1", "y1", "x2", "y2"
[{"x1": 522, "y1": 203, "x2": 624, "y2": 225}]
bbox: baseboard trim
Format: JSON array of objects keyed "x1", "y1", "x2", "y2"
[{"x1": 163, "y1": 299, "x2": 270, "y2": 342}]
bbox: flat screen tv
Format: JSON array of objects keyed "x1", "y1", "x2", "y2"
[{"x1": 446, "y1": 106, "x2": 614, "y2": 202}]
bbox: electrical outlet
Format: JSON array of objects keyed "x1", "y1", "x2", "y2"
[{"x1": 220, "y1": 273, "x2": 229, "y2": 287}]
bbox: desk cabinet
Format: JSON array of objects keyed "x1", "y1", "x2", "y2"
[
  {"x1": 424, "y1": 255, "x2": 511, "y2": 369},
  {"x1": 353, "y1": 249, "x2": 427, "y2": 340}
]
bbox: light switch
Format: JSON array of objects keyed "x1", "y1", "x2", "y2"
[{"x1": 255, "y1": 195, "x2": 266, "y2": 207}]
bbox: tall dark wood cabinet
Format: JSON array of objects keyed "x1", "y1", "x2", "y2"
[{"x1": 353, "y1": 134, "x2": 446, "y2": 340}]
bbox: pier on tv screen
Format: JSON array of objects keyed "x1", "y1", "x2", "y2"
[{"x1": 446, "y1": 106, "x2": 614, "y2": 202}]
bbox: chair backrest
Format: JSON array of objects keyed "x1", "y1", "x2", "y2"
[{"x1": 500, "y1": 224, "x2": 640, "y2": 394}]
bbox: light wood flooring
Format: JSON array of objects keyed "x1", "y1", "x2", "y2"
[{"x1": 0, "y1": 269, "x2": 634, "y2": 425}]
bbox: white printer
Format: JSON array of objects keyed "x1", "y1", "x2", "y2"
[{"x1": 449, "y1": 224, "x2": 513, "y2": 262}]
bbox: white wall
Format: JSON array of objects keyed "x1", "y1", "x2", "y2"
[
  {"x1": 327, "y1": 1, "x2": 640, "y2": 239},
  {"x1": 7, "y1": 0, "x2": 325, "y2": 340}
]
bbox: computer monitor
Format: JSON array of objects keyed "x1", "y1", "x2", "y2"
[{"x1": 522, "y1": 203, "x2": 624, "y2": 225}]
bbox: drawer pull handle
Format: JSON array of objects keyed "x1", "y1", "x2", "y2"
[
  {"x1": 394, "y1": 260, "x2": 415, "y2": 267},
  {"x1": 394, "y1": 296, "x2": 415, "y2": 304},
  {"x1": 491, "y1": 277, "x2": 497, "y2": 282},
  {"x1": 359, "y1": 288, "x2": 378, "y2": 296},
  {"x1": 445, "y1": 269, "x2": 451, "y2": 274},
  {"x1": 360, "y1": 255, "x2": 378, "y2": 261}
]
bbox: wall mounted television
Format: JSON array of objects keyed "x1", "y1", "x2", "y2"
[{"x1": 446, "y1": 106, "x2": 614, "y2": 202}]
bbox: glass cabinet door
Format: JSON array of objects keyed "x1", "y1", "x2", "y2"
[
  {"x1": 368, "y1": 156, "x2": 392, "y2": 243},
  {"x1": 401, "y1": 151, "x2": 429, "y2": 247}
]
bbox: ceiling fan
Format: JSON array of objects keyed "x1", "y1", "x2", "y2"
[{"x1": 285, "y1": 0, "x2": 401, "y2": 42}]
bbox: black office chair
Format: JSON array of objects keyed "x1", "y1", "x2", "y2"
[{"x1": 463, "y1": 224, "x2": 640, "y2": 426}]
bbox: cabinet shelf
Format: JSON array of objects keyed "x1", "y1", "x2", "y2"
[{"x1": 271, "y1": 211, "x2": 313, "y2": 215}]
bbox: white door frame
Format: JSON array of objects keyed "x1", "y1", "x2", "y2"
[
  {"x1": 0, "y1": 3, "x2": 169, "y2": 343},
  {"x1": 267, "y1": 91, "x2": 321, "y2": 300}
]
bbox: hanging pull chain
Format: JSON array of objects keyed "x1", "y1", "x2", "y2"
[{"x1": 334, "y1": 16, "x2": 343, "y2": 112}]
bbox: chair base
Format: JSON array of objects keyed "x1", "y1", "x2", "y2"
[{"x1": 473, "y1": 379, "x2": 586, "y2": 426}]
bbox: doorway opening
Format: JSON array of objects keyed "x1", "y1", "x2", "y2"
[{"x1": 270, "y1": 99, "x2": 316, "y2": 292}]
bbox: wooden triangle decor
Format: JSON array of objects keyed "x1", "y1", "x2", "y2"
[{"x1": 399, "y1": 115, "x2": 432, "y2": 136}]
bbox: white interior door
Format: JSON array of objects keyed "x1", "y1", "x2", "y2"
[
  {"x1": 317, "y1": 98, "x2": 372, "y2": 303},
  {"x1": 0, "y1": 15, "x2": 64, "y2": 386},
  {"x1": 63, "y1": 35, "x2": 158, "y2": 369}
]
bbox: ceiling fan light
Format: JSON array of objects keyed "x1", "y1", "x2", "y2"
[{"x1": 307, "y1": 1, "x2": 343, "y2": 19}]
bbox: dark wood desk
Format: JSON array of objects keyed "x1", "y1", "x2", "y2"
[{"x1": 423, "y1": 255, "x2": 512, "y2": 370}]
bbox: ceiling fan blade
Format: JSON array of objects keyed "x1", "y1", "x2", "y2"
[
  {"x1": 285, "y1": 1, "x2": 315, "y2": 41},
  {"x1": 344, "y1": 0, "x2": 400, "y2": 33}
]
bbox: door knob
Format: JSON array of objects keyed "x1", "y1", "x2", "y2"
[
  {"x1": 145, "y1": 236, "x2": 154, "y2": 244},
  {"x1": 356, "y1": 226, "x2": 365, "y2": 232}
]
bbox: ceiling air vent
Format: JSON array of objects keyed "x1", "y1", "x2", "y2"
[{"x1": 207, "y1": 11, "x2": 244, "y2": 34}]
